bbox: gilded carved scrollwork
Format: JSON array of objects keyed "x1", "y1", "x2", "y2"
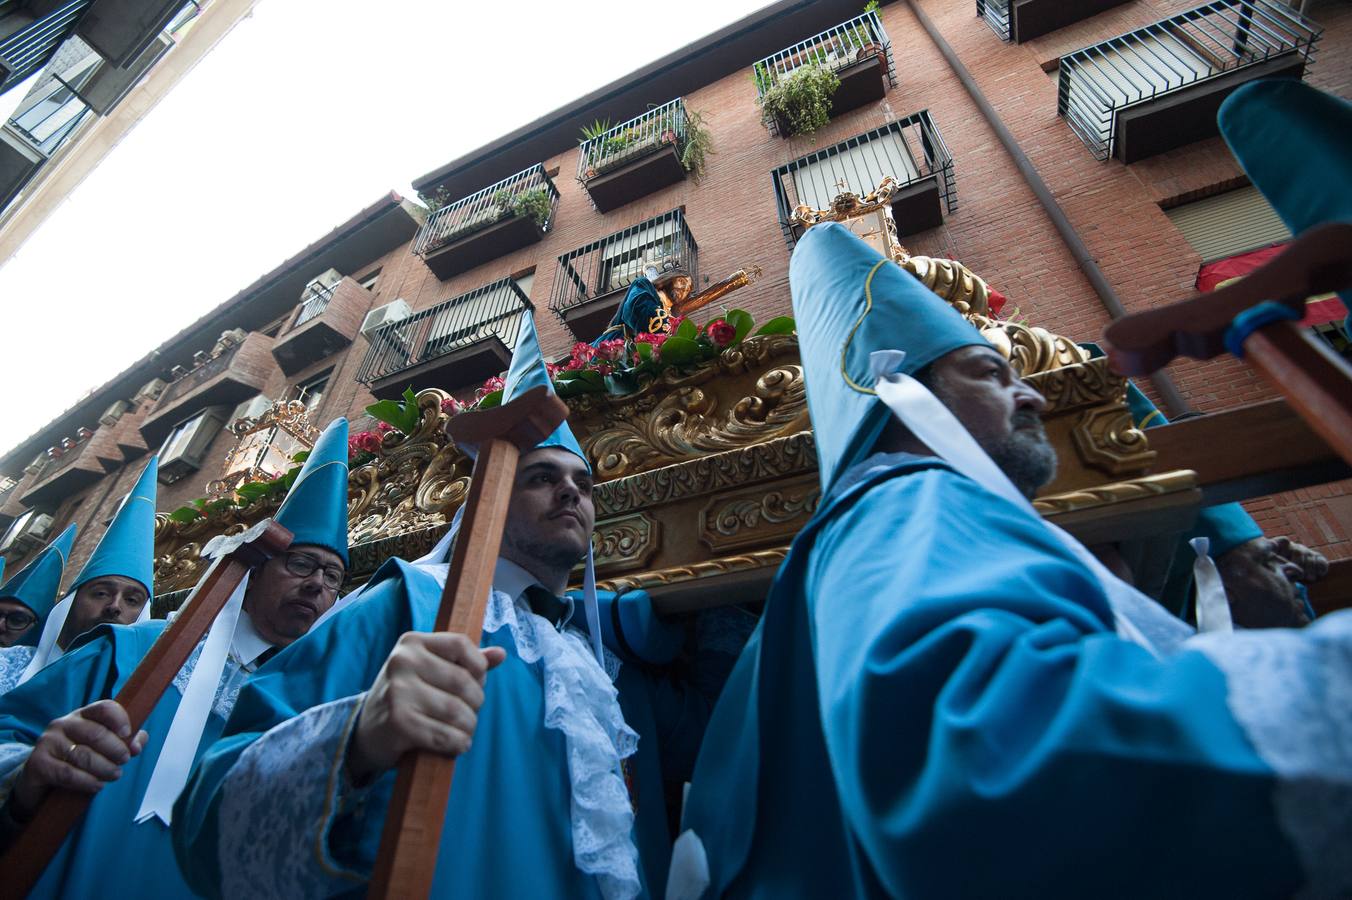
[
  {"x1": 577, "y1": 335, "x2": 809, "y2": 481},
  {"x1": 597, "y1": 548, "x2": 791, "y2": 597},
  {"x1": 701, "y1": 476, "x2": 820, "y2": 552},
  {"x1": 592, "y1": 514, "x2": 659, "y2": 573},
  {"x1": 1032, "y1": 471, "x2": 1197, "y2": 516}
]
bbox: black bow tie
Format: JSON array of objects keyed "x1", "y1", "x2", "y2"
[{"x1": 523, "y1": 585, "x2": 570, "y2": 628}]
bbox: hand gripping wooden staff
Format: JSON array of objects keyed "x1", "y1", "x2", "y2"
[
  {"x1": 1104, "y1": 222, "x2": 1352, "y2": 467},
  {"x1": 0, "y1": 517, "x2": 292, "y2": 899},
  {"x1": 368, "y1": 385, "x2": 568, "y2": 900}
]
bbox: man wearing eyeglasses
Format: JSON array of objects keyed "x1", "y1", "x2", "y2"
[{"x1": 0, "y1": 421, "x2": 351, "y2": 900}]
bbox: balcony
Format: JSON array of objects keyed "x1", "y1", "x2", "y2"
[
  {"x1": 355, "y1": 278, "x2": 531, "y2": 400},
  {"x1": 1058, "y1": 0, "x2": 1321, "y2": 162},
  {"x1": 0, "y1": 0, "x2": 91, "y2": 94},
  {"x1": 139, "y1": 330, "x2": 276, "y2": 446},
  {"x1": 577, "y1": 98, "x2": 690, "y2": 212},
  {"x1": 271, "y1": 276, "x2": 371, "y2": 375},
  {"x1": 0, "y1": 61, "x2": 94, "y2": 205},
  {"x1": 977, "y1": 0, "x2": 1133, "y2": 43},
  {"x1": 753, "y1": 11, "x2": 896, "y2": 137},
  {"x1": 20, "y1": 426, "x2": 119, "y2": 508},
  {"x1": 76, "y1": 0, "x2": 186, "y2": 67},
  {"x1": 772, "y1": 110, "x2": 956, "y2": 246},
  {"x1": 415, "y1": 164, "x2": 559, "y2": 280},
  {"x1": 549, "y1": 209, "x2": 698, "y2": 342}
]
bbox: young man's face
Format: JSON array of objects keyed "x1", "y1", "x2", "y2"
[
  {"x1": 923, "y1": 345, "x2": 1057, "y2": 498},
  {"x1": 64, "y1": 576, "x2": 149, "y2": 644},
  {"x1": 243, "y1": 545, "x2": 344, "y2": 647},
  {"x1": 501, "y1": 448, "x2": 595, "y2": 575},
  {"x1": 0, "y1": 599, "x2": 37, "y2": 648}
]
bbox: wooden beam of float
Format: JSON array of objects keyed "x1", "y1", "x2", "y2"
[
  {"x1": 1104, "y1": 222, "x2": 1352, "y2": 466},
  {"x1": 367, "y1": 385, "x2": 568, "y2": 900},
  {"x1": 0, "y1": 518, "x2": 293, "y2": 898}
]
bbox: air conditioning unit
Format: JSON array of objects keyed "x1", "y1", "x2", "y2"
[
  {"x1": 99, "y1": 400, "x2": 131, "y2": 427},
  {"x1": 158, "y1": 407, "x2": 228, "y2": 485},
  {"x1": 229, "y1": 395, "x2": 272, "y2": 424},
  {"x1": 134, "y1": 378, "x2": 167, "y2": 402},
  {"x1": 23, "y1": 452, "x2": 46, "y2": 476},
  {"x1": 0, "y1": 510, "x2": 53, "y2": 554},
  {"x1": 361, "y1": 299, "x2": 412, "y2": 335},
  {"x1": 302, "y1": 268, "x2": 343, "y2": 300}
]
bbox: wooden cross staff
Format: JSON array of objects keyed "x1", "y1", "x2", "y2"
[
  {"x1": 0, "y1": 517, "x2": 292, "y2": 897},
  {"x1": 368, "y1": 385, "x2": 568, "y2": 899},
  {"x1": 1104, "y1": 222, "x2": 1352, "y2": 467}
]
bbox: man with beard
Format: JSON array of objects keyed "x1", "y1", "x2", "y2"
[
  {"x1": 668, "y1": 222, "x2": 1352, "y2": 899},
  {"x1": 173, "y1": 314, "x2": 706, "y2": 900},
  {"x1": 0, "y1": 420, "x2": 350, "y2": 898}
]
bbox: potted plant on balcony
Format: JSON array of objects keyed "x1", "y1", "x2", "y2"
[
  {"x1": 509, "y1": 188, "x2": 553, "y2": 228},
  {"x1": 758, "y1": 62, "x2": 840, "y2": 137}
]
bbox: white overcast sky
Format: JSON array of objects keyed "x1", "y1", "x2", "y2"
[{"x1": 0, "y1": 0, "x2": 769, "y2": 456}]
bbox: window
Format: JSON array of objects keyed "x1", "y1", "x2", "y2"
[
  {"x1": 514, "y1": 272, "x2": 535, "y2": 301},
  {"x1": 789, "y1": 130, "x2": 921, "y2": 213},
  {"x1": 1165, "y1": 186, "x2": 1290, "y2": 263},
  {"x1": 600, "y1": 219, "x2": 681, "y2": 293},
  {"x1": 357, "y1": 269, "x2": 381, "y2": 291},
  {"x1": 424, "y1": 282, "x2": 525, "y2": 357},
  {"x1": 158, "y1": 409, "x2": 226, "y2": 483},
  {"x1": 293, "y1": 372, "x2": 330, "y2": 417}
]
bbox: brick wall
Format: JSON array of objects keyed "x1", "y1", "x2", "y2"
[{"x1": 8, "y1": 0, "x2": 1349, "y2": 574}]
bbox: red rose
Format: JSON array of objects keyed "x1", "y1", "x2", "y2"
[
  {"x1": 666, "y1": 315, "x2": 686, "y2": 334},
  {"x1": 376, "y1": 422, "x2": 393, "y2": 434},
  {"x1": 707, "y1": 319, "x2": 736, "y2": 347},
  {"x1": 482, "y1": 375, "x2": 506, "y2": 393},
  {"x1": 440, "y1": 397, "x2": 464, "y2": 415}
]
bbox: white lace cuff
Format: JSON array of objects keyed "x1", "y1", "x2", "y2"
[
  {"x1": 1191, "y1": 611, "x2": 1352, "y2": 898},
  {"x1": 0, "y1": 647, "x2": 36, "y2": 697},
  {"x1": 218, "y1": 695, "x2": 371, "y2": 899}
]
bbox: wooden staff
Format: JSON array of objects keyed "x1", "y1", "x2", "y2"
[
  {"x1": 0, "y1": 518, "x2": 292, "y2": 898},
  {"x1": 1104, "y1": 222, "x2": 1352, "y2": 466},
  {"x1": 368, "y1": 385, "x2": 568, "y2": 899}
]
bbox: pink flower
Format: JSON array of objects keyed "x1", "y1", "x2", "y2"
[
  {"x1": 545, "y1": 362, "x2": 563, "y2": 379},
  {"x1": 570, "y1": 342, "x2": 597, "y2": 365},
  {"x1": 376, "y1": 422, "x2": 393, "y2": 434},
  {"x1": 441, "y1": 397, "x2": 465, "y2": 415},
  {"x1": 706, "y1": 319, "x2": 736, "y2": 347},
  {"x1": 596, "y1": 338, "x2": 626, "y2": 361},
  {"x1": 665, "y1": 315, "x2": 686, "y2": 335},
  {"x1": 592, "y1": 362, "x2": 615, "y2": 376},
  {"x1": 348, "y1": 431, "x2": 383, "y2": 460},
  {"x1": 482, "y1": 375, "x2": 506, "y2": 394}
]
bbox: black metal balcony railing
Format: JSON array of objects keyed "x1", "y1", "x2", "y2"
[
  {"x1": 0, "y1": 0, "x2": 92, "y2": 94},
  {"x1": 9, "y1": 79, "x2": 89, "y2": 155},
  {"x1": 549, "y1": 209, "x2": 698, "y2": 323},
  {"x1": 355, "y1": 278, "x2": 531, "y2": 386},
  {"x1": 292, "y1": 282, "x2": 338, "y2": 329},
  {"x1": 1058, "y1": 0, "x2": 1321, "y2": 160},
  {"x1": 414, "y1": 164, "x2": 559, "y2": 258},
  {"x1": 752, "y1": 11, "x2": 896, "y2": 99},
  {"x1": 772, "y1": 110, "x2": 957, "y2": 246},
  {"x1": 155, "y1": 340, "x2": 244, "y2": 412},
  {"x1": 975, "y1": 0, "x2": 1013, "y2": 41},
  {"x1": 576, "y1": 98, "x2": 687, "y2": 183}
]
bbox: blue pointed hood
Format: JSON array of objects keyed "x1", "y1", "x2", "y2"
[
  {"x1": 1219, "y1": 80, "x2": 1352, "y2": 319},
  {"x1": 789, "y1": 222, "x2": 987, "y2": 490},
  {"x1": 0, "y1": 522, "x2": 76, "y2": 639},
  {"x1": 274, "y1": 418, "x2": 350, "y2": 566},
  {"x1": 504, "y1": 313, "x2": 589, "y2": 469},
  {"x1": 73, "y1": 458, "x2": 158, "y2": 596}
]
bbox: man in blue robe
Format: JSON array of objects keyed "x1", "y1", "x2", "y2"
[
  {"x1": 0, "y1": 421, "x2": 351, "y2": 898},
  {"x1": 668, "y1": 222, "x2": 1352, "y2": 899},
  {"x1": 173, "y1": 313, "x2": 710, "y2": 899},
  {"x1": 0, "y1": 523, "x2": 76, "y2": 653},
  {"x1": 0, "y1": 460, "x2": 163, "y2": 694}
]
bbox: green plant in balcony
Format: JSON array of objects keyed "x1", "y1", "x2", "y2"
[
  {"x1": 510, "y1": 188, "x2": 553, "y2": 227},
  {"x1": 579, "y1": 117, "x2": 612, "y2": 143},
  {"x1": 758, "y1": 62, "x2": 840, "y2": 137},
  {"x1": 681, "y1": 109, "x2": 714, "y2": 183}
]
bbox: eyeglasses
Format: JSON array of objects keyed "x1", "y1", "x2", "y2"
[
  {"x1": 282, "y1": 552, "x2": 345, "y2": 590},
  {"x1": 0, "y1": 610, "x2": 37, "y2": 631}
]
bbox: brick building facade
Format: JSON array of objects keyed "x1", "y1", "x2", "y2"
[{"x1": 1, "y1": 0, "x2": 1348, "y2": 589}]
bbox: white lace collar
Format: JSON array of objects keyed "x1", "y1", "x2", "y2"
[{"x1": 483, "y1": 587, "x2": 641, "y2": 899}]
